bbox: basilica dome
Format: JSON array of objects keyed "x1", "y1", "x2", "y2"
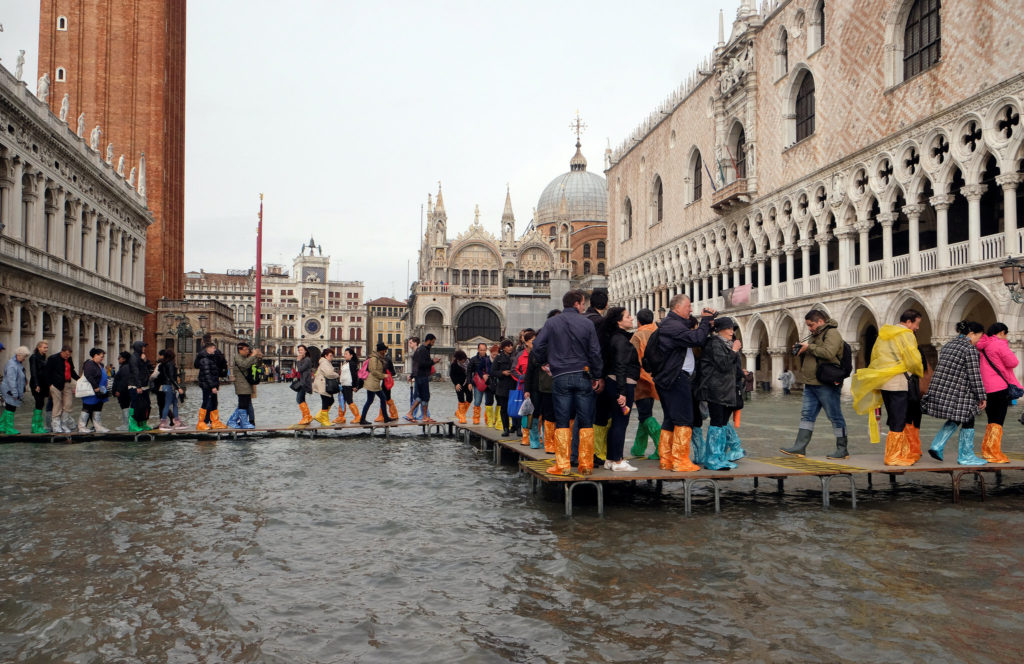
[{"x1": 535, "y1": 141, "x2": 608, "y2": 226}]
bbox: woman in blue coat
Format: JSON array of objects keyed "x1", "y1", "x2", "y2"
[{"x1": 1, "y1": 346, "x2": 30, "y2": 435}]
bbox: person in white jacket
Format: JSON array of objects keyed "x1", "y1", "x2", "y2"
[
  {"x1": 332, "y1": 347, "x2": 358, "y2": 424},
  {"x1": 311, "y1": 349, "x2": 340, "y2": 427}
]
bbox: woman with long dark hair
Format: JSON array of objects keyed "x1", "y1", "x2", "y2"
[
  {"x1": 450, "y1": 350, "x2": 472, "y2": 424},
  {"x1": 923, "y1": 320, "x2": 987, "y2": 465},
  {"x1": 492, "y1": 340, "x2": 515, "y2": 436},
  {"x1": 598, "y1": 307, "x2": 640, "y2": 471},
  {"x1": 292, "y1": 344, "x2": 314, "y2": 427},
  {"x1": 696, "y1": 316, "x2": 742, "y2": 470},
  {"x1": 975, "y1": 321, "x2": 1020, "y2": 463}
]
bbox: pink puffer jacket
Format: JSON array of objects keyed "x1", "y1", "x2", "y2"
[{"x1": 975, "y1": 334, "x2": 1022, "y2": 394}]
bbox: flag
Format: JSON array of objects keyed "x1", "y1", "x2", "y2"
[
  {"x1": 731, "y1": 283, "x2": 752, "y2": 305},
  {"x1": 702, "y1": 158, "x2": 719, "y2": 192}
]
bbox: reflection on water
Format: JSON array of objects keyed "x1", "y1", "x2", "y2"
[{"x1": 2, "y1": 384, "x2": 1024, "y2": 663}]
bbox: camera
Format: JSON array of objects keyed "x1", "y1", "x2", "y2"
[{"x1": 791, "y1": 343, "x2": 803, "y2": 356}]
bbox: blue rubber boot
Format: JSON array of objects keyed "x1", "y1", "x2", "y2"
[
  {"x1": 226, "y1": 409, "x2": 241, "y2": 428},
  {"x1": 236, "y1": 410, "x2": 256, "y2": 430},
  {"x1": 724, "y1": 422, "x2": 747, "y2": 462},
  {"x1": 527, "y1": 417, "x2": 541, "y2": 449},
  {"x1": 956, "y1": 427, "x2": 986, "y2": 466},
  {"x1": 690, "y1": 426, "x2": 706, "y2": 466},
  {"x1": 928, "y1": 421, "x2": 958, "y2": 461},
  {"x1": 703, "y1": 426, "x2": 736, "y2": 470}
]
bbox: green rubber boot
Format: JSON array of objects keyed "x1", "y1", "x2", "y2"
[
  {"x1": 31, "y1": 409, "x2": 46, "y2": 434},
  {"x1": 0, "y1": 410, "x2": 20, "y2": 435},
  {"x1": 630, "y1": 416, "x2": 652, "y2": 457},
  {"x1": 646, "y1": 417, "x2": 662, "y2": 460},
  {"x1": 128, "y1": 408, "x2": 146, "y2": 432}
]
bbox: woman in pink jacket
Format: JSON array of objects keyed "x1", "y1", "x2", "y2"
[{"x1": 975, "y1": 322, "x2": 1021, "y2": 463}]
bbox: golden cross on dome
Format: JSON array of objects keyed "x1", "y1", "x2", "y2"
[{"x1": 570, "y1": 110, "x2": 587, "y2": 141}]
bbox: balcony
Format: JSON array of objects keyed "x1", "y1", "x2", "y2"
[{"x1": 710, "y1": 178, "x2": 754, "y2": 214}]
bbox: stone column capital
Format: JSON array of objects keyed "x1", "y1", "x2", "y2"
[
  {"x1": 877, "y1": 213, "x2": 895, "y2": 228},
  {"x1": 930, "y1": 194, "x2": 954, "y2": 210},
  {"x1": 961, "y1": 184, "x2": 987, "y2": 200},
  {"x1": 902, "y1": 204, "x2": 924, "y2": 218},
  {"x1": 996, "y1": 173, "x2": 1023, "y2": 190}
]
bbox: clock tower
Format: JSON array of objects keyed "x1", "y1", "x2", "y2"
[{"x1": 295, "y1": 238, "x2": 330, "y2": 345}]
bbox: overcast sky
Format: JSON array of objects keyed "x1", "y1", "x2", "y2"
[{"x1": 2, "y1": 1, "x2": 730, "y2": 299}]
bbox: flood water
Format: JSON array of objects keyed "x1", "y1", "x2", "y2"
[{"x1": 2, "y1": 382, "x2": 1024, "y2": 663}]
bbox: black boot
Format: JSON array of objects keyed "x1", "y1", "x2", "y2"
[
  {"x1": 780, "y1": 428, "x2": 813, "y2": 457},
  {"x1": 826, "y1": 436, "x2": 849, "y2": 460}
]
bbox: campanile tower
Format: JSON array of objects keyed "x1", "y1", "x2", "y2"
[{"x1": 37, "y1": 0, "x2": 186, "y2": 349}]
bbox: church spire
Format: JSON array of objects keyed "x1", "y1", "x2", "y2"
[
  {"x1": 569, "y1": 111, "x2": 589, "y2": 172},
  {"x1": 502, "y1": 184, "x2": 515, "y2": 221},
  {"x1": 434, "y1": 181, "x2": 446, "y2": 217}
]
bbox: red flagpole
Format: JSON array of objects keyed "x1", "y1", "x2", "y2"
[{"x1": 254, "y1": 193, "x2": 263, "y2": 348}]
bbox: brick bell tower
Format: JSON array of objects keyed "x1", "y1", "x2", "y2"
[{"x1": 37, "y1": 0, "x2": 186, "y2": 350}]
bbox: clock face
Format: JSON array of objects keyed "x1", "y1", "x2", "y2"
[{"x1": 305, "y1": 319, "x2": 321, "y2": 335}]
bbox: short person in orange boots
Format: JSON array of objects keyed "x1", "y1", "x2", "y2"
[
  {"x1": 532, "y1": 290, "x2": 604, "y2": 475},
  {"x1": 291, "y1": 345, "x2": 314, "y2": 428},
  {"x1": 851, "y1": 309, "x2": 924, "y2": 465},
  {"x1": 450, "y1": 350, "x2": 472, "y2": 424},
  {"x1": 312, "y1": 348, "x2": 341, "y2": 426},
  {"x1": 195, "y1": 341, "x2": 228, "y2": 430},
  {"x1": 976, "y1": 322, "x2": 1020, "y2": 464},
  {"x1": 467, "y1": 342, "x2": 492, "y2": 425},
  {"x1": 652, "y1": 294, "x2": 714, "y2": 472},
  {"x1": 359, "y1": 342, "x2": 394, "y2": 424}
]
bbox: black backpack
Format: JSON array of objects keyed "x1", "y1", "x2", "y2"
[
  {"x1": 641, "y1": 329, "x2": 665, "y2": 376},
  {"x1": 816, "y1": 330, "x2": 853, "y2": 384}
]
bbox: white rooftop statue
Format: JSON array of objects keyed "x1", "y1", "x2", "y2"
[
  {"x1": 117, "y1": 155, "x2": 125, "y2": 176},
  {"x1": 15, "y1": 50, "x2": 24, "y2": 80},
  {"x1": 105, "y1": 143, "x2": 114, "y2": 164},
  {"x1": 36, "y1": 73, "x2": 49, "y2": 102},
  {"x1": 90, "y1": 125, "x2": 101, "y2": 151},
  {"x1": 128, "y1": 166, "x2": 136, "y2": 186},
  {"x1": 77, "y1": 113, "x2": 85, "y2": 138},
  {"x1": 59, "y1": 93, "x2": 69, "y2": 122}
]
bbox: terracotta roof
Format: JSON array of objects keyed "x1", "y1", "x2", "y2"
[{"x1": 366, "y1": 297, "x2": 407, "y2": 307}]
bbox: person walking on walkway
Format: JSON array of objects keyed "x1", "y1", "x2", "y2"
[
  {"x1": 695, "y1": 317, "x2": 743, "y2": 470},
  {"x1": 312, "y1": 348, "x2": 341, "y2": 427},
  {"x1": 975, "y1": 322, "x2": 1019, "y2": 464},
  {"x1": 922, "y1": 320, "x2": 987, "y2": 465},
  {"x1": 292, "y1": 345, "x2": 314, "y2": 427},
  {"x1": 599, "y1": 307, "x2": 640, "y2": 472},
  {"x1": 407, "y1": 334, "x2": 439, "y2": 423},
  {"x1": 651, "y1": 294, "x2": 713, "y2": 472},
  {"x1": 229, "y1": 342, "x2": 260, "y2": 429},
  {"x1": 195, "y1": 341, "x2": 228, "y2": 430},
  {"x1": 360, "y1": 342, "x2": 393, "y2": 424},
  {"x1": 332, "y1": 347, "x2": 358, "y2": 424},
  {"x1": 533, "y1": 290, "x2": 604, "y2": 476},
  {"x1": 28, "y1": 341, "x2": 48, "y2": 433},
  {"x1": 44, "y1": 345, "x2": 79, "y2": 433},
  {"x1": 467, "y1": 342, "x2": 492, "y2": 425},
  {"x1": 450, "y1": 350, "x2": 472, "y2": 424},
  {"x1": 0, "y1": 346, "x2": 29, "y2": 435},
  {"x1": 156, "y1": 349, "x2": 185, "y2": 431},
  {"x1": 514, "y1": 331, "x2": 536, "y2": 445},
  {"x1": 125, "y1": 341, "x2": 153, "y2": 432},
  {"x1": 850, "y1": 309, "x2": 924, "y2": 466},
  {"x1": 79, "y1": 348, "x2": 111, "y2": 433},
  {"x1": 778, "y1": 368, "x2": 795, "y2": 395},
  {"x1": 780, "y1": 310, "x2": 849, "y2": 459},
  {"x1": 492, "y1": 340, "x2": 517, "y2": 436},
  {"x1": 629, "y1": 309, "x2": 660, "y2": 459},
  {"x1": 112, "y1": 351, "x2": 132, "y2": 430}
]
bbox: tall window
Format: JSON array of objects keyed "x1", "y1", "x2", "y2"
[
  {"x1": 904, "y1": 0, "x2": 941, "y2": 79},
  {"x1": 583, "y1": 243, "x2": 591, "y2": 258},
  {"x1": 653, "y1": 177, "x2": 664, "y2": 224},
  {"x1": 813, "y1": 1, "x2": 825, "y2": 48},
  {"x1": 623, "y1": 198, "x2": 633, "y2": 240},
  {"x1": 778, "y1": 28, "x2": 789, "y2": 76},
  {"x1": 735, "y1": 129, "x2": 747, "y2": 180},
  {"x1": 596, "y1": 241, "x2": 606, "y2": 259},
  {"x1": 796, "y1": 73, "x2": 816, "y2": 142},
  {"x1": 692, "y1": 151, "x2": 703, "y2": 201}
]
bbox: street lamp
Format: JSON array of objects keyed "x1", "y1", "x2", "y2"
[{"x1": 1000, "y1": 257, "x2": 1024, "y2": 303}]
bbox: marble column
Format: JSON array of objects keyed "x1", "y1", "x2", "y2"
[
  {"x1": 784, "y1": 245, "x2": 795, "y2": 290},
  {"x1": 770, "y1": 249, "x2": 781, "y2": 292},
  {"x1": 817, "y1": 235, "x2": 831, "y2": 276},
  {"x1": 22, "y1": 174, "x2": 40, "y2": 248},
  {"x1": 769, "y1": 349, "x2": 785, "y2": 393},
  {"x1": 9, "y1": 299, "x2": 22, "y2": 351},
  {"x1": 963, "y1": 184, "x2": 986, "y2": 262},
  {"x1": 931, "y1": 194, "x2": 953, "y2": 269},
  {"x1": 799, "y1": 239, "x2": 812, "y2": 291},
  {"x1": 903, "y1": 204, "x2": 922, "y2": 272},
  {"x1": 878, "y1": 213, "x2": 895, "y2": 278},
  {"x1": 756, "y1": 256, "x2": 766, "y2": 293},
  {"x1": 997, "y1": 174, "x2": 1022, "y2": 256},
  {"x1": 732, "y1": 263, "x2": 741, "y2": 289},
  {"x1": 1, "y1": 159, "x2": 24, "y2": 240},
  {"x1": 743, "y1": 259, "x2": 752, "y2": 287},
  {"x1": 856, "y1": 220, "x2": 871, "y2": 283},
  {"x1": 83, "y1": 210, "x2": 98, "y2": 271},
  {"x1": 32, "y1": 305, "x2": 44, "y2": 347}
]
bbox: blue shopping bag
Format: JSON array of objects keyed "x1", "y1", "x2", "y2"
[{"x1": 507, "y1": 387, "x2": 524, "y2": 418}]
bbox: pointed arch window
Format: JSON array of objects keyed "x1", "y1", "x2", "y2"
[
  {"x1": 904, "y1": 0, "x2": 941, "y2": 80},
  {"x1": 795, "y1": 73, "x2": 816, "y2": 142},
  {"x1": 623, "y1": 198, "x2": 633, "y2": 240},
  {"x1": 653, "y1": 177, "x2": 664, "y2": 224},
  {"x1": 735, "y1": 129, "x2": 747, "y2": 180},
  {"x1": 812, "y1": 1, "x2": 825, "y2": 49},
  {"x1": 692, "y1": 151, "x2": 703, "y2": 201},
  {"x1": 777, "y1": 28, "x2": 789, "y2": 77},
  {"x1": 583, "y1": 243, "x2": 591, "y2": 258}
]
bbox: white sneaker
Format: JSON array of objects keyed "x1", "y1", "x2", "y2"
[
  {"x1": 603, "y1": 460, "x2": 614, "y2": 470},
  {"x1": 610, "y1": 460, "x2": 638, "y2": 472}
]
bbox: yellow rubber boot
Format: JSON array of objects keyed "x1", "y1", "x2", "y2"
[
  {"x1": 484, "y1": 405, "x2": 494, "y2": 427},
  {"x1": 314, "y1": 409, "x2": 331, "y2": 426},
  {"x1": 547, "y1": 428, "x2": 572, "y2": 475},
  {"x1": 209, "y1": 410, "x2": 228, "y2": 430},
  {"x1": 671, "y1": 426, "x2": 700, "y2": 472},
  {"x1": 492, "y1": 406, "x2": 504, "y2": 431},
  {"x1": 578, "y1": 428, "x2": 595, "y2": 475},
  {"x1": 543, "y1": 420, "x2": 556, "y2": 453},
  {"x1": 593, "y1": 422, "x2": 609, "y2": 462},
  {"x1": 349, "y1": 403, "x2": 360, "y2": 421}
]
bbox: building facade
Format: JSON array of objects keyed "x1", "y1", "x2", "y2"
[
  {"x1": 258, "y1": 239, "x2": 366, "y2": 371},
  {"x1": 38, "y1": 0, "x2": 186, "y2": 350},
  {"x1": 182, "y1": 269, "x2": 256, "y2": 341},
  {"x1": 156, "y1": 298, "x2": 236, "y2": 381},
  {"x1": 607, "y1": 0, "x2": 1024, "y2": 389},
  {"x1": 0, "y1": 62, "x2": 151, "y2": 364},
  {"x1": 367, "y1": 297, "x2": 407, "y2": 364}
]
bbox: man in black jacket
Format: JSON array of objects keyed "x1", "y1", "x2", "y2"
[
  {"x1": 585, "y1": 289, "x2": 611, "y2": 467},
  {"x1": 28, "y1": 341, "x2": 49, "y2": 433},
  {"x1": 43, "y1": 345, "x2": 78, "y2": 433},
  {"x1": 654, "y1": 294, "x2": 715, "y2": 472},
  {"x1": 126, "y1": 340, "x2": 152, "y2": 431}
]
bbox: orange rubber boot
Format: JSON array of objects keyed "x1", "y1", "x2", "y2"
[
  {"x1": 671, "y1": 426, "x2": 700, "y2": 472},
  {"x1": 333, "y1": 404, "x2": 347, "y2": 424},
  {"x1": 388, "y1": 399, "x2": 399, "y2": 420},
  {"x1": 982, "y1": 423, "x2": 1010, "y2": 463},
  {"x1": 543, "y1": 420, "x2": 556, "y2": 453},
  {"x1": 349, "y1": 403, "x2": 360, "y2": 421},
  {"x1": 196, "y1": 408, "x2": 209, "y2": 431},
  {"x1": 883, "y1": 431, "x2": 913, "y2": 466},
  {"x1": 472, "y1": 406, "x2": 481, "y2": 424},
  {"x1": 904, "y1": 424, "x2": 922, "y2": 463},
  {"x1": 297, "y1": 402, "x2": 313, "y2": 426},
  {"x1": 209, "y1": 410, "x2": 228, "y2": 430},
  {"x1": 547, "y1": 428, "x2": 572, "y2": 475},
  {"x1": 578, "y1": 427, "x2": 595, "y2": 475},
  {"x1": 658, "y1": 427, "x2": 674, "y2": 470}
]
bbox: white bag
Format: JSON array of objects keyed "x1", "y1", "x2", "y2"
[{"x1": 74, "y1": 375, "x2": 94, "y2": 398}]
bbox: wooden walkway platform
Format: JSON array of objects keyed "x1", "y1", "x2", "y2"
[
  {"x1": 0, "y1": 420, "x2": 456, "y2": 444},
  {"x1": 456, "y1": 424, "x2": 1024, "y2": 516}
]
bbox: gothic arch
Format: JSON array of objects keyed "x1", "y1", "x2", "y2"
[
  {"x1": 783, "y1": 64, "x2": 816, "y2": 146},
  {"x1": 454, "y1": 302, "x2": 504, "y2": 342},
  {"x1": 839, "y1": 296, "x2": 881, "y2": 341},
  {"x1": 936, "y1": 280, "x2": 999, "y2": 334},
  {"x1": 882, "y1": 0, "x2": 940, "y2": 88},
  {"x1": 746, "y1": 313, "x2": 769, "y2": 349},
  {"x1": 772, "y1": 309, "x2": 802, "y2": 347}
]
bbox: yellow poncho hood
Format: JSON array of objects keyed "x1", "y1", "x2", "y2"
[{"x1": 850, "y1": 324, "x2": 924, "y2": 443}]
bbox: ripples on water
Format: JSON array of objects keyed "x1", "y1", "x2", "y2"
[{"x1": 2, "y1": 385, "x2": 1024, "y2": 663}]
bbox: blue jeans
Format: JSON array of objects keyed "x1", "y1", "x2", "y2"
[
  {"x1": 160, "y1": 384, "x2": 178, "y2": 420},
  {"x1": 800, "y1": 384, "x2": 847, "y2": 437},
  {"x1": 552, "y1": 372, "x2": 595, "y2": 430},
  {"x1": 472, "y1": 385, "x2": 494, "y2": 406}
]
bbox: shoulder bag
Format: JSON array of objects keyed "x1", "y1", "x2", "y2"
[
  {"x1": 980, "y1": 349, "x2": 1024, "y2": 400},
  {"x1": 74, "y1": 375, "x2": 94, "y2": 398}
]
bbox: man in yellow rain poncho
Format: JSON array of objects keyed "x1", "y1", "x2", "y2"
[{"x1": 850, "y1": 309, "x2": 924, "y2": 465}]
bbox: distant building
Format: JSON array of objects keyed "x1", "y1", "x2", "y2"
[
  {"x1": 367, "y1": 297, "x2": 408, "y2": 365},
  {"x1": 182, "y1": 269, "x2": 257, "y2": 341},
  {"x1": 155, "y1": 298, "x2": 237, "y2": 381},
  {"x1": 0, "y1": 62, "x2": 151, "y2": 365}
]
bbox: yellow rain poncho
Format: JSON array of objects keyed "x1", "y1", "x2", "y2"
[{"x1": 850, "y1": 324, "x2": 924, "y2": 443}]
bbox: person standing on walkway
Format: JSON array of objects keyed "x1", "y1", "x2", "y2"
[
  {"x1": 850, "y1": 309, "x2": 924, "y2": 466},
  {"x1": 779, "y1": 310, "x2": 849, "y2": 459},
  {"x1": 292, "y1": 345, "x2": 314, "y2": 427},
  {"x1": 695, "y1": 317, "x2": 743, "y2": 470},
  {"x1": 599, "y1": 307, "x2": 640, "y2": 472},
  {"x1": 195, "y1": 341, "x2": 228, "y2": 430},
  {"x1": 533, "y1": 290, "x2": 604, "y2": 476},
  {"x1": 112, "y1": 351, "x2": 132, "y2": 430},
  {"x1": 229, "y1": 342, "x2": 260, "y2": 429},
  {"x1": 629, "y1": 309, "x2": 660, "y2": 459},
  {"x1": 467, "y1": 342, "x2": 492, "y2": 425},
  {"x1": 975, "y1": 322, "x2": 1019, "y2": 464},
  {"x1": 778, "y1": 368, "x2": 795, "y2": 395},
  {"x1": 514, "y1": 331, "x2": 536, "y2": 445},
  {"x1": 923, "y1": 320, "x2": 987, "y2": 465},
  {"x1": 44, "y1": 345, "x2": 79, "y2": 433},
  {"x1": 651, "y1": 294, "x2": 713, "y2": 472},
  {"x1": 0, "y1": 346, "x2": 29, "y2": 435},
  {"x1": 79, "y1": 348, "x2": 111, "y2": 433},
  {"x1": 583, "y1": 290, "x2": 611, "y2": 467},
  {"x1": 156, "y1": 349, "x2": 185, "y2": 431},
  {"x1": 312, "y1": 348, "x2": 340, "y2": 427},
  {"x1": 125, "y1": 341, "x2": 152, "y2": 432},
  {"x1": 331, "y1": 347, "x2": 357, "y2": 425},
  {"x1": 28, "y1": 341, "x2": 49, "y2": 433},
  {"x1": 360, "y1": 342, "x2": 393, "y2": 424},
  {"x1": 450, "y1": 350, "x2": 472, "y2": 424},
  {"x1": 491, "y1": 340, "x2": 517, "y2": 436},
  {"x1": 407, "y1": 334, "x2": 439, "y2": 423}
]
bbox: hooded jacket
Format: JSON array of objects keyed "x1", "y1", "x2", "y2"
[
  {"x1": 975, "y1": 334, "x2": 1022, "y2": 394},
  {"x1": 195, "y1": 348, "x2": 222, "y2": 390},
  {"x1": 127, "y1": 341, "x2": 149, "y2": 389},
  {"x1": 797, "y1": 318, "x2": 843, "y2": 387},
  {"x1": 698, "y1": 334, "x2": 742, "y2": 408}
]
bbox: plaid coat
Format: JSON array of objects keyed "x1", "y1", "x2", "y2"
[{"x1": 922, "y1": 336, "x2": 985, "y2": 423}]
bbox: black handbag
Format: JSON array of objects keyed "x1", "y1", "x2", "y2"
[
  {"x1": 324, "y1": 377, "x2": 340, "y2": 395},
  {"x1": 289, "y1": 378, "x2": 303, "y2": 392},
  {"x1": 980, "y1": 349, "x2": 1024, "y2": 400},
  {"x1": 905, "y1": 372, "x2": 921, "y2": 402}
]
